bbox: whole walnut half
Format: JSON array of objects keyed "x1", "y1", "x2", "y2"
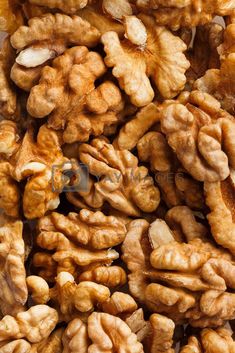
[{"x1": 67, "y1": 138, "x2": 160, "y2": 216}]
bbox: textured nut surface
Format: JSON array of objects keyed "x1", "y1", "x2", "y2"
[
  {"x1": 28, "y1": 0, "x2": 88, "y2": 13},
  {"x1": 68, "y1": 138, "x2": 160, "y2": 216},
  {"x1": 102, "y1": 15, "x2": 189, "y2": 106},
  {"x1": 27, "y1": 46, "x2": 106, "y2": 131},
  {"x1": 0, "y1": 215, "x2": 27, "y2": 316},
  {"x1": 161, "y1": 91, "x2": 235, "y2": 182},
  {"x1": 0, "y1": 305, "x2": 58, "y2": 343}
]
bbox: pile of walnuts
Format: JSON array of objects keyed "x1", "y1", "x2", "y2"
[{"x1": 0, "y1": 1, "x2": 235, "y2": 352}]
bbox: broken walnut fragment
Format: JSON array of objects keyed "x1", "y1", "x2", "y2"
[{"x1": 28, "y1": 0, "x2": 88, "y2": 13}]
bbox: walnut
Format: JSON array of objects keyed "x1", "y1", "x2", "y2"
[
  {"x1": 0, "y1": 339, "x2": 31, "y2": 353},
  {"x1": 103, "y1": 0, "x2": 133, "y2": 20},
  {"x1": 165, "y1": 206, "x2": 208, "y2": 241},
  {"x1": 67, "y1": 138, "x2": 160, "y2": 216},
  {"x1": 122, "y1": 219, "x2": 151, "y2": 302},
  {"x1": 27, "y1": 46, "x2": 106, "y2": 132},
  {"x1": 137, "y1": 132, "x2": 173, "y2": 173},
  {"x1": 32, "y1": 253, "x2": 58, "y2": 283},
  {"x1": 0, "y1": 161, "x2": 20, "y2": 218},
  {"x1": 28, "y1": 272, "x2": 111, "y2": 315},
  {"x1": 28, "y1": 0, "x2": 88, "y2": 13},
  {"x1": 148, "y1": 313, "x2": 175, "y2": 353},
  {"x1": 0, "y1": 305, "x2": 58, "y2": 343},
  {"x1": 77, "y1": 3, "x2": 125, "y2": 37},
  {"x1": 34, "y1": 209, "x2": 120, "y2": 278},
  {"x1": 88, "y1": 312, "x2": 144, "y2": 353},
  {"x1": 0, "y1": 215, "x2": 27, "y2": 316},
  {"x1": 10, "y1": 13, "x2": 101, "y2": 91},
  {"x1": 79, "y1": 266, "x2": 127, "y2": 287},
  {"x1": 186, "y1": 23, "x2": 223, "y2": 86},
  {"x1": 102, "y1": 292, "x2": 138, "y2": 316},
  {"x1": 0, "y1": 0, "x2": 24, "y2": 33},
  {"x1": 125, "y1": 309, "x2": 150, "y2": 343},
  {"x1": 194, "y1": 24, "x2": 235, "y2": 115},
  {"x1": 62, "y1": 318, "x2": 89, "y2": 353},
  {"x1": 160, "y1": 91, "x2": 235, "y2": 182},
  {"x1": 180, "y1": 327, "x2": 235, "y2": 352},
  {"x1": 0, "y1": 120, "x2": 20, "y2": 158},
  {"x1": 62, "y1": 81, "x2": 124, "y2": 143},
  {"x1": 13, "y1": 124, "x2": 68, "y2": 219},
  {"x1": 114, "y1": 103, "x2": 161, "y2": 151},
  {"x1": 63, "y1": 312, "x2": 144, "y2": 353},
  {"x1": 101, "y1": 15, "x2": 189, "y2": 107},
  {"x1": 148, "y1": 1, "x2": 235, "y2": 30},
  {"x1": 31, "y1": 328, "x2": 64, "y2": 353},
  {"x1": 204, "y1": 175, "x2": 235, "y2": 255},
  {"x1": 0, "y1": 37, "x2": 20, "y2": 120}
]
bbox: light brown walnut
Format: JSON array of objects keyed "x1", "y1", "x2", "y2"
[
  {"x1": 13, "y1": 124, "x2": 68, "y2": 219},
  {"x1": 114, "y1": 103, "x2": 161, "y2": 151},
  {"x1": 204, "y1": 175, "x2": 235, "y2": 255},
  {"x1": 148, "y1": 0, "x2": 235, "y2": 30},
  {"x1": 161, "y1": 91, "x2": 235, "y2": 182},
  {"x1": 28, "y1": 0, "x2": 88, "y2": 12},
  {"x1": 62, "y1": 312, "x2": 144, "y2": 353},
  {"x1": 180, "y1": 327, "x2": 235, "y2": 352},
  {"x1": 0, "y1": 339, "x2": 31, "y2": 353},
  {"x1": 67, "y1": 138, "x2": 160, "y2": 216},
  {"x1": 79, "y1": 266, "x2": 127, "y2": 287},
  {"x1": 62, "y1": 81, "x2": 125, "y2": 143},
  {"x1": 101, "y1": 15, "x2": 189, "y2": 107},
  {"x1": 102, "y1": 292, "x2": 138, "y2": 316},
  {"x1": 34, "y1": 209, "x2": 120, "y2": 279},
  {"x1": 0, "y1": 215, "x2": 27, "y2": 316},
  {"x1": 27, "y1": 46, "x2": 106, "y2": 131},
  {"x1": 28, "y1": 272, "x2": 111, "y2": 316},
  {"x1": 10, "y1": 13, "x2": 100, "y2": 92},
  {"x1": 77, "y1": 3, "x2": 125, "y2": 37},
  {"x1": 31, "y1": 328, "x2": 64, "y2": 353},
  {"x1": 0, "y1": 305, "x2": 58, "y2": 343}
]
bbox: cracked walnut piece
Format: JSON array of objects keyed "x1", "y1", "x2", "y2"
[
  {"x1": 67, "y1": 138, "x2": 160, "y2": 216},
  {"x1": 161, "y1": 91, "x2": 235, "y2": 182},
  {"x1": 27, "y1": 46, "x2": 106, "y2": 130},
  {"x1": 0, "y1": 305, "x2": 58, "y2": 343},
  {"x1": 101, "y1": 15, "x2": 189, "y2": 107},
  {"x1": 62, "y1": 312, "x2": 144, "y2": 353},
  {"x1": 79, "y1": 265, "x2": 127, "y2": 288},
  {"x1": 0, "y1": 215, "x2": 27, "y2": 316}
]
